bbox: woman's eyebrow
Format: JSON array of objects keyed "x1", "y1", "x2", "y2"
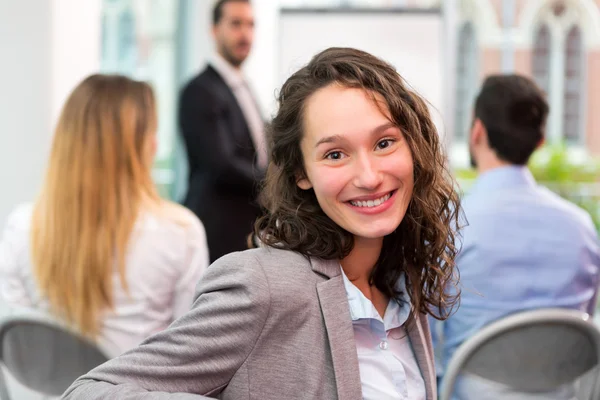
[{"x1": 315, "y1": 122, "x2": 397, "y2": 148}]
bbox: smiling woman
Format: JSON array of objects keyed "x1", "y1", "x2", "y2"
[
  {"x1": 63, "y1": 48, "x2": 462, "y2": 400},
  {"x1": 299, "y1": 87, "x2": 414, "y2": 243},
  {"x1": 257, "y1": 48, "x2": 460, "y2": 322}
]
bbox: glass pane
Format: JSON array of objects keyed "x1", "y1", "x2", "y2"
[
  {"x1": 532, "y1": 25, "x2": 551, "y2": 96},
  {"x1": 100, "y1": 0, "x2": 179, "y2": 199},
  {"x1": 454, "y1": 23, "x2": 477, "y2": 141},
  {"x1": 562, "y1": 26, "x2": 583, "y2": 143}
]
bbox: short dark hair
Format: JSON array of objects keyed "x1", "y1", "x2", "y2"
[
  {"x1": 212, "y1": 0, "x2": 250, "y2": 25},
  {"x1": 474, "y1": 74, "x2": 549, "y2": 165},
  {"x1": 255, "y1": 47, "x2": 461, "y2": 320}
]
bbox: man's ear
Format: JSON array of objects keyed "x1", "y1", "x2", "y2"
[
  {"x1": 470, "y1": 118, "x2": 486, "y2": 147},
  {"x1": 296, "y1": 176, "x2": 313, "y2": 190}
]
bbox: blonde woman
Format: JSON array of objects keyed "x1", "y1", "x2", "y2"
[{"x1": 0, "y1": 74, "x2": 209, "y2": 358}]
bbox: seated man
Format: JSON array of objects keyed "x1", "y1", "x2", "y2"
[{"x1": 433, "y1": 74, "x2": 600, "y2": 399}]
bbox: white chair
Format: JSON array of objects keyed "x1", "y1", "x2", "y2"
[
  {"x1": 0, "y1": 312, "x2": 108, "y2": 399},
  {"x1": 440, "y1": 308, "x2": 600, "y2": 400}
]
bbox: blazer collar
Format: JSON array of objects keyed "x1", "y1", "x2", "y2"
[
  {"x1": 406, "y1": 314, "x2": 437, "y2": 400},
  {"x1": 210, "y1": 53, "x2": 245, "y2": 89},
  {"x1": 309, "y1": 256, "x2": 341, "y2": 278},
  {"x1": 311, "y1": 256, "x2": 437, "y2": 400},
  {"x1": 315, "y1": 274, "x2": 363, "y2": 400}
]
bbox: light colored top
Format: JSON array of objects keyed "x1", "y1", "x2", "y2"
[
  {"x1": 62, "y1": 248, "x2": 437, "y2": 400},
  {"x1": 0, "y1": 202, "x2": 209, "y2": 358},
  {"x1": 211, "y1": 53, "x2": 267, "y2": 169},
  {"x1": 341, "y1": 267, "x2": 426, "y2": 400},
  {"x1": 430, "y1": 166, "x2": 600, "y2": 398}
]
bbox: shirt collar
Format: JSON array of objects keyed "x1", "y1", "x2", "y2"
[
  {"x1": 470, "y1": 165, "x2": 536, "y2": 195},
  {"x1": 210, "y1": 52, "x2": 245, "y2": 89},
  {"x1": 340, "y1": 266, "x2": 411, "y2": 330}
]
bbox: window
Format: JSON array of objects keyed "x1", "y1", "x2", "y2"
[
  {"x1": 563, "y1": 26, "x2": 583, "y2": 143},
  {"x1": 530, "y1": 0, "x2": 589, "y2": 146},
  {"x1": 454, "y1": 22, "x2": 478, "y2": 142},
  {"x1": 100, "y1": 0, "x2": 179, "y2": 198},
  {"x1": 532, "y1": 24, "x2": 551, "y2": 97}
]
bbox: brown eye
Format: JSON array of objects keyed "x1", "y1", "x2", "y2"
[
  {"x1": 377, "y1": 139, "x2": 393, "y2": 150},
  {"x1": 326, "y1": 151, "x2": 343, "y2": 160}
]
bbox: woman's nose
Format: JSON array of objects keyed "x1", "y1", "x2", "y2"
[{"x1": 354, "y1": 155, "x2": 383, "y2": 190}]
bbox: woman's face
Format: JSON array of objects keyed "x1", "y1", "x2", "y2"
[{"x1": 298, "y1": 84, "x2": 414, "y2": 242}]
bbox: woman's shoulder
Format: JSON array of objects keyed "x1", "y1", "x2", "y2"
[
  {"x1": 140, "y1": 201, "x2": 206, "y2": 238},
  {"x1": 0, "y1": 203, "x2": 35, "y2": 275},
  {"x1": 214, "y1": 247, "x2": 310, "y2": 271},
  {"x1": 3, "y1": 203, "x2": 34, "y2": 233},
  {"x1": 211, "y1": 248, "x2": 326, "y2": 295}
]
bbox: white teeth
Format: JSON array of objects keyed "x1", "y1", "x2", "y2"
[{"x1": 350, "y1": 193, "x2": 391, "y2": 208}]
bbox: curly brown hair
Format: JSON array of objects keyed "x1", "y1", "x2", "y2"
[{"x1": 255, "y1": 47, "x2": 461, "y2": 319}]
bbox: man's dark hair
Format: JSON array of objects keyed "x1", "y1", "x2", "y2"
[
  {"x1": 212, "y1": 0, "x2": 250, "y2": 25},
  {"x1": 474, "y1": 74, "x2": 549, "y2": 165}
]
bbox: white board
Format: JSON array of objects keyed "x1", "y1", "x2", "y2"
[{"x1": 277, "y1": 9, "x2": 445, "y2": 136}]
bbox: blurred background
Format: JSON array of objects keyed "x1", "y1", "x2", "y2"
[
  {"x1": 0, "y1": 0, "x2": 599, "y2": 398},
  {"x1": 1, "y1": 0, "x2": 599, "y2": 226}
]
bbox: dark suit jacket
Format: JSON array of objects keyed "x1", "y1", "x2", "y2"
[{"x1": 179, "y1": 65, "x2": 264, "y2": 262}]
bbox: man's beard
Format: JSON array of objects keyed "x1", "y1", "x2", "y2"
[
  {"x1": 468, "y1": 119, "x2": 477, "y2": 168},
  {"x1": 220, "y1": 43, "x2": 248, "y2": 68}
]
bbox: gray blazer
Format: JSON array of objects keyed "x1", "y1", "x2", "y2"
[{"x1": 63, "y1": 248, "x2": 437, "y2": 400}]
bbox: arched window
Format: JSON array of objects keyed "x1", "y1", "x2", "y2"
[
  {"x1": 532, "y1": 24, "x2": 551, "y2": 97},
  {"x1": 454, "y1": 22, "x2": 478, "y2": 141},
  {"x1": 563, "y1": 25, "x2": 583, "y2": 143}
]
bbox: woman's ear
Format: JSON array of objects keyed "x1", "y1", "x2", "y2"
[{"x1": 296, "y1": 176, "x2": 313, "y2": 190}]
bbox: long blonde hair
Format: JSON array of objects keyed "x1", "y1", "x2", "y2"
[{"x1": 31, "y1": 74, "x2": 161, "y2": 338}]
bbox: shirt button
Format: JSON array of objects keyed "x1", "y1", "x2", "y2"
[{"x1": 379, "y1": 340, "x2": 389, "y2": 350}]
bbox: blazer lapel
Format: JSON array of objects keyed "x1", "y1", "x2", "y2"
[
  {"x1": 312, "y1": 258, "x2": 362, "y2": 400},
  {"x1": 407, "y1": 313, "x2": 437, "y2": 400},
  {"x1": 206, "y1": 65, "x2": 255, "y2": 151}
]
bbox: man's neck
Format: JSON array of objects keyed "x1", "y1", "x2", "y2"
[
  {"x1": 476, "y1": 154, "x2": 513, "y2": 175},
  {"x1": 216, "y1": 51, "x2": 242, "y2": 72}
]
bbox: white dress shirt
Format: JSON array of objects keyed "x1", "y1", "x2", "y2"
[
  {"x1": 211, "y1": 53, "x2": 267, "y2": 169},
  {"x1": 0, "y1": 202, "x2": 209, "y2": 358},
  {"x1": 341, "y1": 267, "x2": 426, "y2": 400}
]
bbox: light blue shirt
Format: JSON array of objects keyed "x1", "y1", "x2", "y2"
[
  {"x1": 431, "y1": 166, "x2": 600, "y2": 392},
  {"x1": 341, "y1": 268, "x2": 426, "y2": 399}
]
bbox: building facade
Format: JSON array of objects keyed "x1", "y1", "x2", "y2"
[{"x1": 453, "y1": 0, "x2": 600, "y2": 159}]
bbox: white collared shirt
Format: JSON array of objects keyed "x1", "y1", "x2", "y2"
[
  {"x1": 341, "y1": 268, "x2": 426, "y2": 400},
  {"x1": 0, "y1": 203, "x2": 209, "y2": 358},
  {"x1": 210, "y1": 53, "x2": 267, "y2": 169}
]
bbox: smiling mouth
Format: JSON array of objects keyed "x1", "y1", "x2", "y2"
[{"x1": 349, "y1": 191, "x2": 395, "y2": 208}]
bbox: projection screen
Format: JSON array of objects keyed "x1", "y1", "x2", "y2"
[{"x1": 277, "y1": 8, "x2": 445, "y2": 136}]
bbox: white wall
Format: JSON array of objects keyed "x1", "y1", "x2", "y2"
[
  {"x1": 244, "y1": 0, "x2": 280, "y2": 117},
  {"x1": 0, "y1": 0, "x2": 100, "y2": 225},
  {"x1": 0, "y1": 1, "x2": 52, "y2": 226},
  {"x1": 276, "y1": 11, "x2": 444, "y2": 135},
  {"x1": 51, "y1": 0, "x2": 102, "y2": 123}
]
